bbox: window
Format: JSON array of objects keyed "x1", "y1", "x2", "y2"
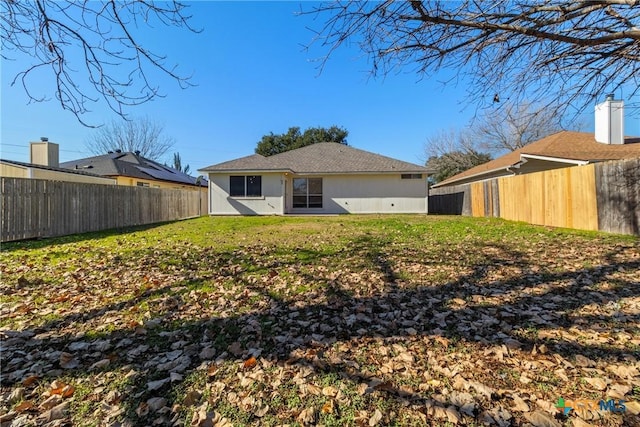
[
  {"x1": 136, "y1": 181, "x2": 150, "y2": 187},
  {"x1": 230, "y1": 175, "x2": 262, "y2": 197},
  {"x1": 293, "y1": 178, "x2": 322, "y2": 208},
  {"x1": 401, "y1": 173, "x2": 423, "y2": 180}
]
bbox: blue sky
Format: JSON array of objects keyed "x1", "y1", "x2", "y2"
[{"x1": 2, "y1": 1, "x2": 638, "y2": 174}]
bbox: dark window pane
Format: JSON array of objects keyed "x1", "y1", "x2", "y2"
[
  {"x1": 293, "y1": 196, "x2": 307, "y2": 208},
  {"x1": 230, "y1": 176, "x2": 245, "y2": 196},
  {"x1": 308, "y1": 178, "x2": 322, "y2": 194},
  {"x1": 246, "y1": 175, "x2": 262, "y2": 197},
  {"x1": 308, "y1": 196, "x2": 323, "y2": 208},
  {"x1": 293, "y1": 178, "x2": 307, "y2": 195}
]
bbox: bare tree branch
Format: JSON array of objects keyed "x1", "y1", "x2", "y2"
[
  {"x1": 471, "y1": 101, "x2": 566, "y2": 153},
  {"x1": 1, "y1": 1, "x2": 200, "y2": 126},
  {"x1": 306, "y1": 0, "x2": 640, "y2": 116},
  {"x1": 85, "y1": 117, "x2": 175, "y2": 161}
]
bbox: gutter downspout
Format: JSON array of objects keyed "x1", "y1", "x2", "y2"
[{"x1": 506, "y1": 158, "x2": 528, "y2": 176}]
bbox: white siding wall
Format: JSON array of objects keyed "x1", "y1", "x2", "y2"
[
  {"x1": 289, "y1": 174, "x2": 427, "y2": 214},
  {"x1": 208, "y1": 173, "x2": 284, "y2": 215}
]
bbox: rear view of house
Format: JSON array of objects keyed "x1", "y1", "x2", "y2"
[{"x1": 199, "y1": 143, "x2": 431, "y2": 215}]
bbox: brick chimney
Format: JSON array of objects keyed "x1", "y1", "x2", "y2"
[
  {"x1": 594, "y1": 94, "x2": 624, "y2": 145},
  {"x1": 30, "y1": 137, "x2": 60, "y2": 167}
]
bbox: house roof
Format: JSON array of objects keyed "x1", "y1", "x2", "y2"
[
  {"x1": 434, "y1": 131, "x2": 640, "y2": 187},
  {"x1": 1, "y1": 158, "x2": 114, "y2": 180},
  {"x1": 60, "y1": 152, "x2": 207, "y2": 187},
  {"x1": 200, "y1": 143, "x2": 431, "y2": 175}
]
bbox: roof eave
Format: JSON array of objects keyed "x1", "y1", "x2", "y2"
[
  {"x1": 519, "y1": 153, "x2": 590, "y2": 165},
  {"x1": 432, "y1": 165, "x2": 515, "y2": 188},
  {"x1": 199, "y1": 168, "x2": 293, "y2": 174}
]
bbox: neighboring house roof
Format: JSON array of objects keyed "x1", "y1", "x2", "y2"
[
  {"x1": 1, "y1": 158, "x2": 114, "y2": 179},
  {"x1": 60, "y1": 152, "x2": 207, "y2": 187},
  {"x1": 434, "y1": 131, "x2": 640, "y2": 187},
  {"x1": 200, "y1": 143, "x2": 431, "y2": 175}
]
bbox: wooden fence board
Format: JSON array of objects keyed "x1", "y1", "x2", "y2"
[
  {"x1": 595, "y1": 158, "x2": 640, "y2": 235},
  {"x1": 428, "y1": 159, "x2": 635, "y2": 235},
  {"x1": 1, "y1": 178, "x2": 207, "y2": 242},
  {"x1": 470, "y1": 183, "x2": 485, "y2": 217},
  {"x1": 569, "y1": 165, "x2": 598, "y2": 231}
]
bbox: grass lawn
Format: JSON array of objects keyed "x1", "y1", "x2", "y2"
[{"x1": 1, "y1": 215, "x2": 639, "y2": 426}]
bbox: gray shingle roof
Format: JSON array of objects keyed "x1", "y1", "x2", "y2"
[
  {"x1": 200, "y1": 143, "x2": 430, "y2": 174},
  {"x1": 60, "y1": 152, "x2": 207, "y2": 186}
]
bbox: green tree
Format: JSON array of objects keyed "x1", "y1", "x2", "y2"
[
  {"x1": 172, "y1": 152, "x2": 191, "y2": 174},
  {"x1": 426, "y1": 150, "x2": 492, "y2": 184},
  {"x1": 424, "y1": 128, "x2": 492, "y2": 183},
  {"x1": 256, "y1": 126, "x2": 348, "y2": 156}
]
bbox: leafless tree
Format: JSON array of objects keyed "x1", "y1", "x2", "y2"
[
  {"x1": 86, "y1": 117, "x2": 175, "y2": 161},
  {"x1": 307, "y1": 1, "x2": 640, "y2": 116},
  {"x1": 471, "y1": 101, "x2": 565, "y2": 153},
  {"x1": 1, "y1": 1, "x2": 199, "y2": 126}
]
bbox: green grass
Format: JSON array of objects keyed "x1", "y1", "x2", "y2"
[{"x1": 1, "y1": 215, "x2": 638, "y2": 426}]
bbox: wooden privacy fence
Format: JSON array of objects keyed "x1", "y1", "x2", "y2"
[
  {"x1": 1, "y1": 178, "x2": 208, "y2": 242},
  {"x1": 429, "y1": 158, "x2": 640, "y2": 235}
]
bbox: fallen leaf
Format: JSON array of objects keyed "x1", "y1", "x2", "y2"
[
  {"x1": 90, "y1": 359, "x2": 110, "y2": 370},
  {"x1": 38, "y1": 401, "x2": 69, "y2": 422},
  {"x1": 59, "y1": 352, "x2": 79, "y2": 369},
  {"x1": 322, "y1": 400, "x2": 336, "y2": 414},
  {"x1": 511, "y1": 394, "x2": 530, "y2": 412},
  {"x1": 583, "y1": 377, "x2": 607, "y2": 391},
  {"x1": 571, "y1": 419, "x2": 595, "y2": 427},
  {"x1": 322, "y1": 385, "x2": 338, "y2": 397},
  {"x1": 136, "y1": 402, "x2": 149, "y2": 417},
  {"x1": 183, "y1": 390, "x2": 202, "y2": 407},
  {"x1": 445, "y1": 406, "x2": 461, "y2": 424},
  {"x1": 190, "y1": 402, "x2": 213, "y2": 427},
  {"x1": 524, "y1": 410, "x2": 561, "y2": 427},
  {"x1": 8, "y1": 387, "x2": 25, "y2": 404},
  {"x1": 243, "y1": 356, "x2": 257, "y2": 369},
  {"x1": 255, "y1": 404, "x2": 269, "y2": 417},
  {"x1": 14, "y1": 400, "x2": 35, "y2": 413},
  {"x1": 369, "y1": 408, "x2": 383, "y2": 426},
  {"x1": 625, "y1": 400, "x2": 640, "y2": 415},
  {"x1": 207, "y1": 364, "x2": 217, "y2": 377},
  {"x1": 147, "y1": 397, "x2": 167, "y2": 412},
  {"x1": 22, "y1": 375, "x2": 39, "y2": 387},
  {"x1": 304, "y1": 383, "x2": 322, "y2": 396},
  {"x1": 297, "y1": 407, "x2": 316, "y2": 425},
  {"x1": 39, "y1": 395, "x2": 63, "y2": 410},
  {"x1": 147, "y1": 377, "x2": 170, "y2": 391}
]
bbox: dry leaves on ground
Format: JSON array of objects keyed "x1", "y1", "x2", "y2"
[{"x1": 1, "y1": 216, "x2": 639, "y2": 426}]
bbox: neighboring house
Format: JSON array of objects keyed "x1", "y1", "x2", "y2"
[
  {"x1": 199, "y1": 143, "x2": 432, "y2": 215},
  {"x1": 1, "y1": 141, "x2": 115, "y2": 185},
  {"x1": 434, "y1": 96, "x2": 640, "y2": 188},
  {"x1": 60, "y1": 151, "x2": 207, "y2": 190}
]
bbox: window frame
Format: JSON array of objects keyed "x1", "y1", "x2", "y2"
[
  {"x1": 229, "y1": 175, "x2": 263, "y2": 198},
  {"x1": 401, "y1": 173, "x2": 423, "y2": 180},
  {"x1": 293, "y1": 177, "x2": 323, "y2": 208}
]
